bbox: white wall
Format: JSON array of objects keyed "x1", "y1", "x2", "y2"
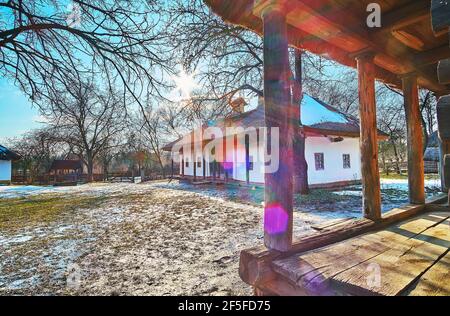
[
  {"x1": 0, "y1": 160, "x2": 12, "y2": 182},
  {"x1": 305, "y1": 137, "x2": 361, "y2": 185},
  {"x1": 178, "y1": 136, "x2": 362, "y2": 186}
]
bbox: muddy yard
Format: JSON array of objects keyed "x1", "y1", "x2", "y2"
[{"x1": 0, "y1": 179, "x2": 442, "y2": 296}]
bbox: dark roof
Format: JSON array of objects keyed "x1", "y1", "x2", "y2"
[
  {"x1": 424, "y1": 147, "x2": 440, "y2": 162},
  {"x1": 427, "y1": 131, "x2": 440, "y2": 148},
  {"x1": 49, "y1": 160, "x2": 83, "y2": 171},
  {"x1": 0, "y1": 145, "x2": 21, "y2": 161}
]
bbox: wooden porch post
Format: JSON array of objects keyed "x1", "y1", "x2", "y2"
[
  {"x1": 402, "y1": 74, "x2": 425, "y2": 204},
  {"x1": 356, "y1": 53, "x2": 382, "y2": 221},
  {"x1": 203, "y1": 157, "x2": 206, "y2": 180},
  {"x1": 193, "y1": 143, "x2": 197, "y2": 182},
  {"x1": 437, "y1": 96, "x2": 450, "y2": 192},
  {"x1": 245, "y1": 135, "x2": 250, "y2": 185},
  {"x1": 260, "y1": 1, "x2": 294, "y2": 251}
]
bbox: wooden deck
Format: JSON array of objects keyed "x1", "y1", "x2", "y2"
[{"x1": 250, "y1": 204, "x2": 450, "y2": 296}]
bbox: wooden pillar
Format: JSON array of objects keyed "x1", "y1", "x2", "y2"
[
  {"x1": 181, "y1": 157, "x2": 185, "y2": 177},
  {"x1": 356, "y1": 53, "x2": 382, "y2": 221},
  {"x1": 171, "y1": 159, "x2": 174, "y2": 179},
  {"x1": 193, "y1": 142, "x2": 197, "y2": 182},
  {"x1": 402, "y1": 74, "x2": 425, "y2": 204},
  {"x1": 203, "y1": 158, "x2": 206, "y2": 180},
  {"x1": 260, "y1": 2, "x2": 294, "y2": 251},
  {"x1": 245, "y1": 135, "x2": 250, "y2": 185},
  {"x1": 437, "y1": 95, "x2": 450, "y2": 192}
]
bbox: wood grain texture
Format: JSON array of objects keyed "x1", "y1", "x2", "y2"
[
  {"x1": 437, "y1": 96, "x2": 450, "y2": 140},
  {"x1": 402, "y1": 74, "x2": 425, "y2": 204},
  {"x1": 239, "y1": 203, "x2": 428, "y2": 287},
  {"x1": 331, "y1": 214, "x2": 450, "y2": 296},
  {"x1": 272, "y1": 213, "x2": 449, "y2": 295},
  {"x1": 357, "y1": 53, "x2": 382, "y2": 220},
  {"x1": 431, "y1": 0, "x2": 450, "y2": 33},
  {"x1": 408, "y1": 250, "x2": 450, "y2": 296},
  {"x1": 206, "y1": 0, "x2": 450, "y2": 95},
  {"x1": 444, "y1": 155, "x2": 450, "y2": 189},
  {"x1": 262, "y1": 7, "x2": 294, "y2": 252},
  {"x1": 438, "y1": 59, "x2": 450, "y2": 84}
]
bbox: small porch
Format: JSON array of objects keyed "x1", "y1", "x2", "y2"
[{"x1": 205, "y1": 0, "x2": 450, "y2": 295}]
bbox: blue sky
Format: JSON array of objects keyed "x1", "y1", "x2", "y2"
[{"x1": 0, "y1": 79, "x2": 42, "y2": 145}]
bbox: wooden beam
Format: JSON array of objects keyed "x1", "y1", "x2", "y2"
[
  {"x1": 206, "y1": 0, "x2": 450, "y2": 94},
  {"x1": 438, "y1": 59, "x2": 450, "y2": 84},
  {"x1": 282, "y1": 0, "x2": 449, "y2": 94},
  {"x1": 261, "y1": 2, "x2": 294, "y2": 252},
  {"x1": 437, "y1": 96, "x2": 450, "y2": 191},
  {"x1": 414, "y1": 45, "x2": 450, "y2": 67},
  {"x1": 431, "y1": 0, "x2": 450, "y2": 34},
  {"x1": 381, "y1": 1, "x2": 430, "y2": 32},
  {"x1": 356, "y1": 52, "x2": 382, "y2": 221},
  {"x1": 402, "y1": 74, "x2": 425, "y2": 205}
]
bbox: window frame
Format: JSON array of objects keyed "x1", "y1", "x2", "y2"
[
  {"x1": 314, "y1": 153, "x2": 325, "y2": 171},
  {"x1": 343, "y1": 154, "x2": 351, "y2": 169}
]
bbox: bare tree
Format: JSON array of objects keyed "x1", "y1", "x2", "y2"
[
  {"x1": 376, "y1": 91, "x2": 407, "y2": 175},
  {"x1": 383, "y1": 84, "x2": 438, "y2": 152},
  {"x1": 43, "y1": 78, "x2": 126, "y2": 182},
  {"x1": 0, "y1": 0, "x2": 172, "y2": 108},
  {"x1": 9, "y1": 128, "x2": 61, "y2": 183},
  {"x1": 134, "y1": 102, "x2": 170, "y2": 177}
]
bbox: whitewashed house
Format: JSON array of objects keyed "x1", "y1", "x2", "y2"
[
  {"x1": 164, "y1": 94, "x2": 387, "y2": 188},
  {"x1": 0, "y1": 145, "x2": 20, "y2": 184}
]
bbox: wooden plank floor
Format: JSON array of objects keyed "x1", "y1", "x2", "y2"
[{"x1": 272, "y1": 211, "x2": 450, "y2": 296}]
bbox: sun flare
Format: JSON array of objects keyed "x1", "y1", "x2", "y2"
[{"x1": 172, "y1": 69, "x2": 199, "y2": 100}]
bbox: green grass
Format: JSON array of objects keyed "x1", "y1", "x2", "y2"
[{"x1": 0, "y1": 195, "x2": 108, "y2": 231}]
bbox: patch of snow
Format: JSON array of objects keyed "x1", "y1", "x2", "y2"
[{"x1": 301, "y1": 94, "x2": 349, "y2": 125}]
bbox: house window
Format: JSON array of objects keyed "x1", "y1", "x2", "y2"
[
  {"x1": 197, "y1": 160, "x2": 202, "y2": 168},
  {"x1": 343, "y1": 154, "x2": 351, "y2": 169},
  {"x1": 315, "y1": 153, "x2": 325, "y2": 171},
  {"x1": 185, "y1": 160, "x2": 189, "y2": 168}
]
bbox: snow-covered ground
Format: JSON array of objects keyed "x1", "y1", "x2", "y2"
[{"x1": 0, "y1": 178, "x2": 443, "y2": 295}]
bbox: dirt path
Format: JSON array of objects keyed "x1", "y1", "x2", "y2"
[
  {"x1": 0, "y1": 179, "x2": 441, "y2": 295},
  {"x1": 0, "y1": 183, "x2": 323, "y2": 296}
]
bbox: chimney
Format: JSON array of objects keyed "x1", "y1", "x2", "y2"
[
  {"x1": 257, "y1": 95, "x2": 264, "y2": 108},
  {"x1": 230, "y1": 97, "x2": 247, "y2": 114}
]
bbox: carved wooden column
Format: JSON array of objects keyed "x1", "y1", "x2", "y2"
[
  {"x1": 356, "y1": 53, "x2": 382, "y2": 221},
  {"x1": 257, "y1": 0, "x2": 294, "y2": 251},
  {"x1": 402, "y1": 74, "x2": 425, "y2": 204},
  {"x1": 437, "y1": 96, "x2": 450, "y2": 192}
]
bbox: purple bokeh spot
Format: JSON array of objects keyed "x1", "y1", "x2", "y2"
[
  {"x1": 264, "y1": 203, "x2": 289, "y2": 235},
  {"x1": 223, "y1": 162, "x2": 233, "y2": 171}
]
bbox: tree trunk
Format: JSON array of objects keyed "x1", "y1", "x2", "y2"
[
  {"x1": 86, "y1": 152, "x2": 94, "y2": 183},
  {"x1": 391, "y1": 141, "x2": 402, "y2": 174},
  {"x1": 87, "y1": 161, "x2": 94, "y2": 183},
  {"x1": 292, "y1": 49, "x2": 309, "y2": 195}
]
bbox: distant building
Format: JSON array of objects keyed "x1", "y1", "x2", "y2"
[
  {"x1": 49, "y1": 160, "x2": 83, "y2": 185},
  {"x1": 164, "y1": 94, "x2": 388, "y2": 188},
  {"x1": 0, "y1": 145, "x2": 21, "y2": 184}
]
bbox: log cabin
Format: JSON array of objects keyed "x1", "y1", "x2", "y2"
[
  {"x1": 201, "y1": 0, "x2": 450, "y2": 296},
  {"x1": 164, "y1": 94, "x2": 388, "y2": 188}
]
